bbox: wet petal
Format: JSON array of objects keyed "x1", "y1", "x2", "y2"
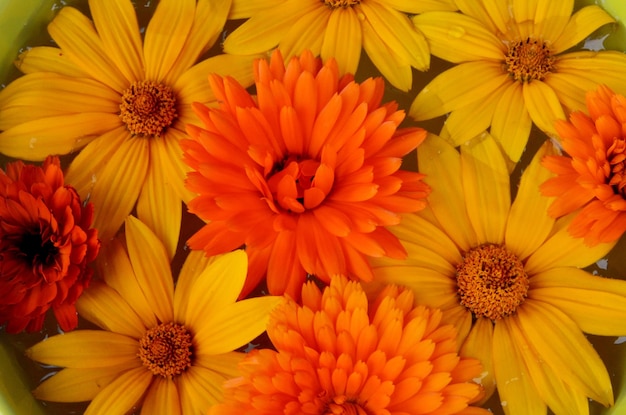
[
  {"x1": 552, "y1": 6, "x2": 615, "y2": 53},
  {"x1": 522, "y1": 80, "x2": 565, "y2": 137},
  {"x1": 321, "y1": 7, "x2": 361, "y2": 76},
  {"x1": 490, "y1": 81, "x2": 532, "y2": 163},
  {"x1": 460, "y1": 318, "x2": 496, "y2": 402},
  {"x1": 141, "y1": 377, "x2": 181, "y2": 415},
  {"x1": 84, "y1": 366, "x2": 152, "y2": 415}
]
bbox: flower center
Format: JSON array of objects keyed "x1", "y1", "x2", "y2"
[
  {"x1": 322, "y1": 0, "x2": 360, "y2": 8},
  {"x1": 505, "y1": 38, "x2": 555, "y2": 82},
  {"x1": 19, "y1": 231, "x2": 58, "y2": 268},
  {"x1": 607, "y1": 138, "x2": 626, "y2": 197},
  {"x1": 119, "y1": 80, "x2": 177, "y2": 137},
  {"x1": 138, "y1": 322, "x2": 193, "y2": 377},
  {"x1": 323, "y1": 396, "x2": 370, "y2": 415},
  {"x1": 455, "y1": 244, "x2": 529, "y2": 320}
]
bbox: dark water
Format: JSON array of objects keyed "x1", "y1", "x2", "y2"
[{"x1": 0, "y1": 1, "x2": 625, "y2": 414}]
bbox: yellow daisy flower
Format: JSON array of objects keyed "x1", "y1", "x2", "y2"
[
  {"x1": 0, "y1": 0, "x2": 258, "y2": 255},
  {"x1": 368, "y1": 132, "x2": 626, "y2": 414},
  {"x1": 410, "y1": 0, "x2": 626, "y2": 163},
  {"x1": 25, "y1": 216, "x2": 282, "y2": 415},
  {"x1": 224, "y1": 0, "x2": 459, "y2": 91}
]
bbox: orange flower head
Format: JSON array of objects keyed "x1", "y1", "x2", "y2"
[
  {"x1": 541, "y1": 84, "x2": 626, "y2": 245},
  {"x1": 182, "y1": 49, "x2": 430, "y2": 299},
  {"x1": 0, "y1": 156, "x2": 99, "y2": 333},
  {"x1": 211, "y1": 275, "x2": 487, "y2": 415}
]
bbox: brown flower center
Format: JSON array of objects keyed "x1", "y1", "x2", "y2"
[
  {"x1": 138, "y1": 322, "x2": 192, "y2": 377},
  {"x1": 608, "y1": 138, "x2": 626, "y2": 197},
  {"x1": 324, "y1": 396, "x2": 370, "y2": 415},
  {"x1": 119, "y1": 80, "x2": 177, "y2": 137},
  {"x1": 322, "y1": 0, "x2": 360, "y2": 8},
  {"x1": 455, "y1": 244, "x2": 529, "y2": 320},
  {"x1": 505, "y1": 38, "x2": 555, "y2": 82}
]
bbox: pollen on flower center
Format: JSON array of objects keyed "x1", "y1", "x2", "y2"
[
  {"x1": 455, "y1": 244, "x2": 529, "y2": 320},
  {"x1": 138, "y1": 322, "x2": 192, "y2": 377},
  {"x1": 607, "y1": 138, "x2": 626, "y2": 197},
  {"x1": 505, "y1": 38, "x2": 555, "y2": 82},
  {"x1": 119, "y1": 80, "x2": 177, "y2": 137},
  {"x1": 324, "y1": 396, "x2": 370, "y2": 415},
  {"x1": 322, "y1": 0, "x2": 360, "y2": 8}
]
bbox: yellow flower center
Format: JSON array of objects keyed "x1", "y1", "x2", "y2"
[
  {"x1": 455, "y1": 244, "x2": 529, "y2": 320},
  {"x1": 322, "y1": 0, "x2": 360, "y2": 8},
  {"x1": 608, "y1": 138, "x2": 626, "y2": 197},
  {"x1": 505, "y1": 38, "x2": 555, "y2": 82},
  {"x1": 138, "y1": 322, "x2": 192, "y2": 377},
  {"x1": 119, "y1": 80, "x2": 177, "y2": 137},
  {"x1": 324, "y1": 396, "x2": 369, "y2": 415}
]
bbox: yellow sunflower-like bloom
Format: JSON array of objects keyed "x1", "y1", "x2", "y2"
[
  {"x1": 212, "y1": 275, "x2": 488, "y2": 415},
  {"x1": 368, "y1": 132, "x2": 626, "y2": 415},
  {"x1": 223, "y1": 0, "x2": 459, "y2": 91},
  {"x1": 25, "y1": 216, "x2": 281, "y2": 415},
  {"x1": 0, "y1": 0, "x2": 259, "y2": 256},
  {"x1": 410, "y1": 0, "x2": 626, "y2": 163}
]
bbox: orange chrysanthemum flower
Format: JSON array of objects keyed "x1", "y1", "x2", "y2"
[
  {"x1": 0, "y1": 156, "x2": 99, "y2": 333},
  {"x1": 182, "y1": 50, "x2": 430, "y2": 299},
  {"x1": 541, "y1": 84, "x2": 626, "y2": 246},
  {"x1": 211, "y1": 276, "x2": 487, "y2": 415}
]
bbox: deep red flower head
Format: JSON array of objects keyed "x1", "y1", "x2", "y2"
[
  {"x1": 182, "y1": 49, "x2": 430, "y2": 299},
  {"x1": 0, "y1": 156, "x2": 100, "y2": 333}
]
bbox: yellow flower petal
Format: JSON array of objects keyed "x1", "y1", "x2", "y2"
[
  {"x1": 124, "y1": 216, "x2": 175, "y2": 324},
  {"x1": 136, "y1": 140, "x2": 183, "y2": 259},
  {"x1": 532, "y1": 0, "x2": 572, "y2": 44},
  {"x1": 280, "y1": 5, "x2": 328, "y2": 60},
  {"x1": 505, "y1": 141, "x2": 556, "y2": 260},
  {"x1": 26, "y1": 330, "x2": 139, "y2": 368},
  {"x1": 360, "y1": 1, "x2": 429, "y2": 71},
  {"x1": 84, "y1": 366, "x2": 152, "y2": 415},
  {"x1": 223, "y1": 0, "x2": 321, "y2": 55},
  {"x1": 516, "y1": 300, "x2": 613, "y2": 406},
  {"x1": 412, "y1": 11, "x2": 504, "y2": 63},
  {"x1": 89, "y1": 0, "x2": 145, "y2": 82},
  {"x1": 32, "y1": 364, "x2": 135, "y2": 402},
  {"x1": 181, "y1": 250, "x2": 248, "y2": 328},
  {"x1": 0, "y1": 113, "x2": 115, "y2": 160},
  {"x1": 15, "y1": 46, "x2": 89, "y2": 77},
  {"x1": 544, "y1": 72, "x2": 594, "y2": 113},
  {"x1": 460, "y1": 318, "x2": 496, "y2": 403},
  {"x1": 178, "y1": 365, "x2": 228, "y2": 410},
  {"x1": 163, "y1": 0, "x2": 232, "y2": 82},
  {"x1": 96, "y1": 238, "x2": 157, "y2": 329},
  {"x1": 493, "y1": 318, "x2": 547, "y2": 414},
  {"x1": 194, "y1": 351, "x2": 245, "y2": 380},
  {"x1": 522, "y1": 80, "x2": 565, "y2": 137},
  {"x1": 524, "y1": 214, "x2": 616, "y2": 274},
  {"x1": 194, "y1": 296, "x2": 282, "y2": 356},
  {"x1": 47, "y1": 6, "x2": 127, "y2": 92},
  {"x1": 410, "y1": 61, "x2": 509, "y2": 120},
  {"x1": 490, "y1": 80, "x2": 532, "y2": 163},
  {"x1": 228, "y1": 0, "x2": 282, "y2": 19},
  {"x1": 385, "y1": 0, "x2": 457, "y2": 13},
  {"x1": 417, "y1": 134, "x2": 478, "y2": 251},
  {"x1": 173, "y1": 250, "x2": 217, "y2": 321},
  {"x1": 552, "y1": 5, "x2": 615, "y2": 53},
  {"x1": 76, "y1": 280, "x2": 146, "y2": 339},
  {"x1": 461, "y1": 132, "x2": 510, "y2": 244},
  {"x1": 87, "y1": 136, "x2": 149, "y2": 240},
  {"x1": 455, "y1": 0, "x2": 508, "y2": 34},
  {"x1": 141, "y1": 377, "x2": 181, "y2": 415},
  {"x1": 530, "y1": 267, "x2": 626, "y2": 335},
  {"x1": 143, "y1": 0, "x2": 194, "y2": 82},
  {"x1": 320, "y1": 7, "x2": 362, "y2": 76}
]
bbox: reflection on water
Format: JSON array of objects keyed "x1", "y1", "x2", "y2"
[{"x1": 1, "y1": 0, "x2": 626, "y2": 414}]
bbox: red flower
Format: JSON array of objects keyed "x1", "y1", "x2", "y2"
[
  {"x1": 182, "y1": 50, "x2": 429, "y2": 299},
  {"x1": 0, "y1": 156, "x2": 99, "y2": 333}
]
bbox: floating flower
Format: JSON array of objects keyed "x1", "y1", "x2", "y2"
[
  {"x1": 182, "y1": 49, "x2": 430, "y2": 299},
  {"x1": 0, "y1": 0, "x2": 259, "y2": 256},
  {"x1": 212, "y1": 275, "x2": 487, "y2": 415},
  {"x1": 26, "y1": 216, "x2": 281, "y2": 414},
  {"x1": 541, "y1": 84, "x2": 626, "y2": 246},
  {"x1": 223, "y1": 0, "x2": 459, "y2": 91},
  {"x1": 368, "y1": 132, "x2": 626, "y2": 414},
  {"x1": 410, "y1": 0, "x2": 626, "y2": 163},
  {"x1": 0, "y1": 156, "x2": 99, "y2": 333}
]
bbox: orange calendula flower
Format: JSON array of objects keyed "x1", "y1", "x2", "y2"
[
  {"x1": 0, "y1": 156, "x2": 99, "y2": 333},
  {"x1": 26, "y1": 216, "x2": 282, "y2": 414},
  {"x1": 0, "y1": 0, "x2": 258, "y2": 257},
  {"x1": 182, "y1": 49, "x2": 430, "y2": 299},
  {"x1": 211, "y1": 275, "x2": 487, "y2": 415},
  {"x1": 541, "y1": 84, "x2": 626, "y2": 246}
]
